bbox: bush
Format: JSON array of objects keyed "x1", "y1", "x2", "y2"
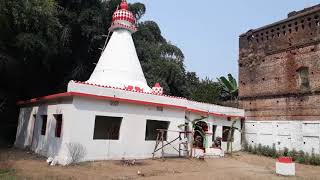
[
  {"x1": 282, "y1": 147, "x2": 289, "y2": 157},
  {"x1": 66, "y1": 142, "x2": 86, "y2": 165},
  {"x1": 287, "y1": 149, "x2": 298, "y2": 161},
  {"x1": 243, "y1": 144, "x2": 320, "y2": 166},
  {"x1": 243, "y1": 142, "x2": 248, "y2": 151},
  {"x1": 247, "y1": 144, "x2": 253, "y2": 153},
  {"x1": 309, "y1": 151, "x2": 320, "y2": 166},
  {"x1": 295, "y1": 151, "x2": 306, "y2": 164}
]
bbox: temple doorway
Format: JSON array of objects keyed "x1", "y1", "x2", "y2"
[{"x1": 193, "y1": 121, "x2": 208, "y2": 148}]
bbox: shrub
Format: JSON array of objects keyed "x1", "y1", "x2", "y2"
[
  {"x1": 287, "y1": 149, "x2": 298, "y2": 161},
  {"x1": 271, "y1": 144, "x2": 278, "y2": 158},
  {"x1": 66, "y1": 142, "x2": 86, "y2": 165},
  {"x1": 248, "y1": 144, "x2": 253, "y2": 153},
  {"x1": 257, "y1": 144, "x2": 262, "y2": 155},
  {"x1": 243, "y1": 144, "x2": 320, "y2": 166},
  {"x1": 252, "y1": 145, "x2": 258, "y2": 154},
  {"x1": 243, "y1": 142, "x2": 248, "y2": 151},
  {"x1": 309, "y1": 150, "x2": 320, "y2": 166},
  {"x1": 282, "y1": 147, "x2": 289, "y2": 157},
  {"x1": 294, "y1": 150, "x2": 305, "y2": 164}
]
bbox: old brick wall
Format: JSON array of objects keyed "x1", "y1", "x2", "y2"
[{"x1": 239, "y1": 5, "x2": 320, "y2": 120}]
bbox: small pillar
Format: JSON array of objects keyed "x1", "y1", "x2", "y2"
[
  {"x1": 276, "y1": 157, "x2": 295, "y2": 176},
  {"x1": 152, "y1": 83, "x2": 163, "y2": 95}
]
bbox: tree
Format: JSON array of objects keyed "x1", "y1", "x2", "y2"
[
  {"x1": 217, "y1": 74, "x2": 238, "y2": 101},
  {"x1": 133, "y1": 20, "x2": 190, "y2": 97},
  {"x1": 190, "y1": 78, "x2": 222, "y2": 104}
]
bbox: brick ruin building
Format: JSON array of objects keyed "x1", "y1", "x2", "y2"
[{"x1": 239, "y1": 4, "x2": 320, "y2": 154}]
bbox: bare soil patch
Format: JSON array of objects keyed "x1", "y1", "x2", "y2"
[{"x1": 1, "y1": 148, "x2": 320, "y2": 180}]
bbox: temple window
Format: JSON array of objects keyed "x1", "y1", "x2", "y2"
[
  {"x1": 212, "y1": 125, "x2": 217, "y2": 141},
  {"x1": 93, "y1": 116, "x2": 122, "y2": 140},
  {"x1": 40, "y1": 115, "x2": 47, "y2": 135},
  {"x1": 54, "y1": 114, "x2": 63, "y2": 138},
  {"x1": 145, "y1": 120, "x2": 170, "y2": 141}
]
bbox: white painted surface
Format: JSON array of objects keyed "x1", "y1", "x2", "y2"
[
  {"x1": 276, "y1": 162, "x2": 295, "y2": 176},
  {"x1": 15, "y1": 101, "x2": 73, "y2": 164},
  {"x1": 68, "y1": 81, "x2": 245, "y2": 118},
  {"x1": 245, "y1": 121, "x2": 320, "y2": 154},
  {"x1": 205, "y1": 148, "x2": 224, "y2": 157},
  {"x1": 15, "y1": 95, "x2": 243, "y2": 165},
  {"x1": 192, "y1": 148, "x2": 204, "y2": 158},
  {"x1": 86, "y1": 29, "x2": 151, "y2": 92}
]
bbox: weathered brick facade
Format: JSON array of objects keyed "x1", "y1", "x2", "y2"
[{"x1": 239, "y1": 4, "x2": 320, "y2": 121}]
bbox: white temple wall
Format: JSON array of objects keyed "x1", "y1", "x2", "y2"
[
  {"x1": 14, "y1": 101, "x2": 73, "y2": 161},
  {"x1": 69, "y1": 96, "x2": 186, "y2": 161},
  {"x1": 68, "y1": 81, "x2": 245, "y2": 117},
  {"x1": 15, "y1": 96, "x2": 244, "y2": 165},
  {"x1": 245, "y1": 120, "x2": 320, "y2": 154}
]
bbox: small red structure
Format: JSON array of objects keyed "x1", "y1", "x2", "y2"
[
  {"x1": 276, "y1": 156, "x2": 295, "y2": 176},
  {"x1": 152, "y1": 83, "x2": 163, "y2": 95}
]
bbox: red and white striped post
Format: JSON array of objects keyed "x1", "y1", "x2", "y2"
[{"x1": 276, "y1": 157, "x2": 295, "y2": 176}]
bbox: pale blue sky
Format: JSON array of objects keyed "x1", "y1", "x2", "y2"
[{"x1": 131, "y1": 0, "x2": 319, "y2": 79}]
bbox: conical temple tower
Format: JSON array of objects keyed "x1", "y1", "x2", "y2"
[{"x1": 86, "y1": 0, "x2": 151, "y2": 92}]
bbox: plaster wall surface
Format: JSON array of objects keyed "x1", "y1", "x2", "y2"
[
  {"x1": 70, "y1": 96, "x2": 186, "y2": 161},
  {"x1": 15, "y1": 95, "x2": 243, "y2": 164},
  {"x1": 86, "y1": 29, "x2": 151, "y2": 91},
  {"x1": 245, "y1": 120, "x2": 320, "y2": 154},
  {"x1": 68, "y1": 81, "x2": 244, "y2": 117},
  {"x1": 15, "y1": 100, "x2": 73, "y2": 162}
]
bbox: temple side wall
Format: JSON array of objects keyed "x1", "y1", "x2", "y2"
[
  {"x1": 15, "y1": 96, "x2": 243, "y2": 164},
  {"x1": 14, "y1": 100, "x2": 73, "y2": 162},
  {"x1": 69, "y1": 96, "x2": 186, "y2": 161}
]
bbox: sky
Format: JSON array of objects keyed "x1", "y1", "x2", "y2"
[{"x1": 130, "y1": 0, "x2": 320, "y2": 80}]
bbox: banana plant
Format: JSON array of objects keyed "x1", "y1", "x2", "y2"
[{"x1": 217, "y1": 73, "x2": 238, "y2": 100}]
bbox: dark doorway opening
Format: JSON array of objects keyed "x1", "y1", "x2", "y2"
[{"x1": 193, "y1": 121, "x2": 208, "y2": 148}]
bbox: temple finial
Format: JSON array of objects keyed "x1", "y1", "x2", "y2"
[{"x1": 120, "y1": 0, "x2": 128, "y2": 10}]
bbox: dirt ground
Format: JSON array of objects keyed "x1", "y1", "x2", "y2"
[{"x1": 1, "y1": 148, "x2": 320, "y2": 180}]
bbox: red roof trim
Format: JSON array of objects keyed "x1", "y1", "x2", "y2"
[
  {"x1": 17, "y1": 92, "x2": 243, "y2": 119},
  {"x1": 16, "y1": 93, "x2": 73, "y2": 105}
]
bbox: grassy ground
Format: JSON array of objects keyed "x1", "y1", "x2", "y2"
[{"x1": 1, "y1": 148, "x2": 320, "y2": 180}]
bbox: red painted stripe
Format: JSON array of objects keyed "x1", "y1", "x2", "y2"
[
  {"x1": 17, "y1": 92, "x2": 244, "y2": 119},
  {"x1": 16, "y1": 93, "x2": 72, "y2": 105},
  {"x1": 70, "y1": 92, "x2": 186, "y2": 110},
  {"x1": 277, "y1": 157, "x2": 293, "y2": 163}
]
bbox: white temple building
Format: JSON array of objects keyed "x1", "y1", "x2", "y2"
[{"x1": 14, "y1": 0, "x2": 244, "y2": 165}]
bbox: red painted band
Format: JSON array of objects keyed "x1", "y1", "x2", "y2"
[
  {"x1": 277, "y1": 157, "x2": 293, "y2": 163},
  {"x1": 17, "y1": 92, "x2": 244, "y2": 119}
]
